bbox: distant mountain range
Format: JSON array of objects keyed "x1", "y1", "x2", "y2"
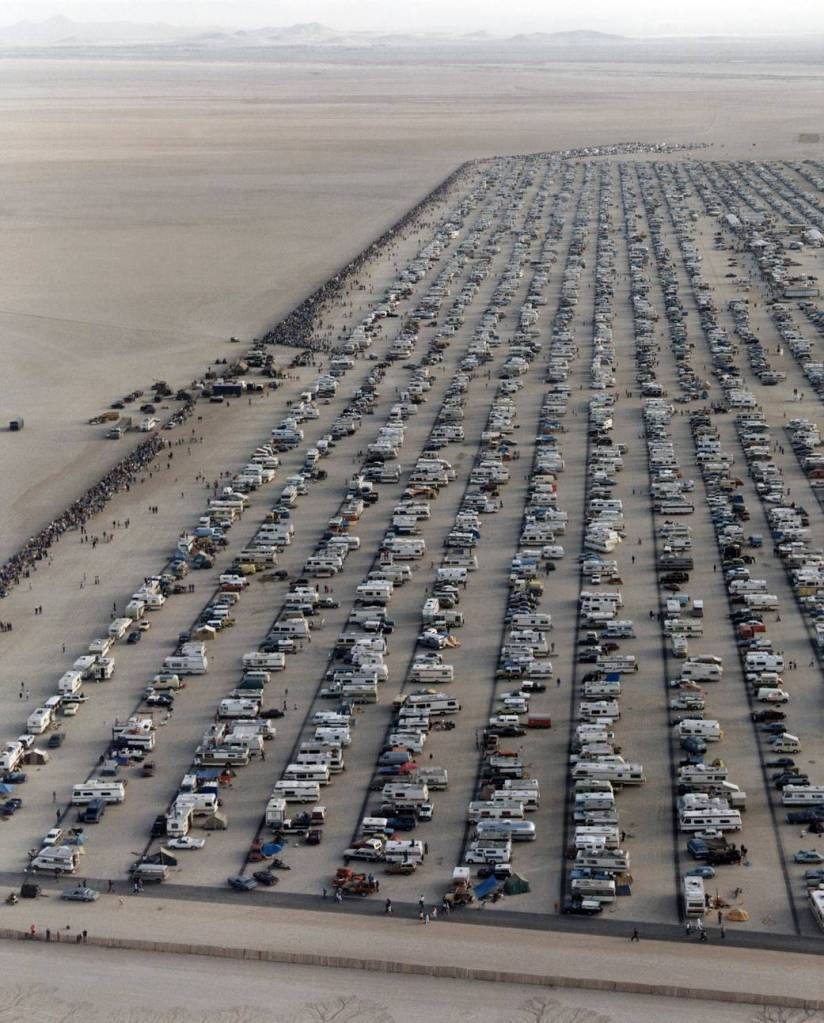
[{"x1": 0, "y1": 16, "x2": 635, "y2": 49}]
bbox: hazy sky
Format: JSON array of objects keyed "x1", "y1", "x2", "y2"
[{"x1": 2, "y1": 0, "x2": 823, "y2": 37}]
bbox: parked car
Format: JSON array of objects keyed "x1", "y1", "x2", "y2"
[
  {"x1": 686, "y1": 838, "x2": 710, "y2": 860},
  {"x1": 787, "y1": 809, "x2": 824, "y2": 825},
  {"x1": 227, "y1": 875, "x2": 258, "y2": 890},
  {"x1": 751, "y1": 709, "x2": 785, "y2": 723},
  {"x1": 167, "y1": 836, "x2": 205, "y2": 850},
  {"x1": 685, "y1": 866, "x2": 716, "y2": 879},
  {"x1": 794, "y1": 850, "x2": 824, "y2": 864},
  {"x1": 61, "y1": 886, "x2": 99, "y2": 902}
]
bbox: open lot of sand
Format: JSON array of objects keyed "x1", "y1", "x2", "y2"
[
  {"x1": 0, "y1": 897, "x2": 821, "y2": 1019},
  {"x1": 0, "y1": 935, "x2": 773, "y2": 1023}
]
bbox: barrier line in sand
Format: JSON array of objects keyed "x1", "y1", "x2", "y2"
[{"x1": 1, "y1": 925, "x2": 821, "y2": 1011}]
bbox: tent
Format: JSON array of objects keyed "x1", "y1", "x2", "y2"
[
  {"x1": 503, "y1": 874, "x2": 530, "y2": 896},
  {"x1": 473, "y1": 876, "x2": 499, "y2": 900},
  {"x1": 143, "y1": 848, "x2": 178, "y2": 866}
]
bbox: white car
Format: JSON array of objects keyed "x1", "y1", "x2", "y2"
[
  {"x1": 43, "y1": 828, "x2": 64, "y2": 847},
  {"x1": 167, "y1": 836, "x2": 206, "y2": 850}
]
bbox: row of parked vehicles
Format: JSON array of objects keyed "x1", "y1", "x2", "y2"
[
  {"x1": 131, "y1": 210, "x2": 492, "y2": 884},
  {"x1": 558, "y1": 169, "x2": 641, "y2": 916},
  {"x1": 331, "y1": 168, "x2": 555, "y2": 890},
  {"x1": 638, "y1": 160, "x2": 824, "y2": 928},
  {"x1": 226, "y1": 192, "x2": 509, "y2": 888},
  {"x1": 258, "y1": 169, "x2": 534, "y2": 892},
  {"x1": 622, "y1": 163, "x2": 753, "y2": 924}
]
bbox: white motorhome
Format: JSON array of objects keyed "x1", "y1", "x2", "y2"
[
  {"x1": 31, "y1": 845, "x2": 79, "y2": 874},
  {"x1": 675, "y1": 719, "x2": 723, "y2": 742},
  {"x1": 283, "y1": 763, "x2": 331, "y2": 785},
  {"x1": 71, "y1": 781, "x2": 126, "y2": 805},
  {"x1": 678, "y1": 808, "x2": 742, "y2": 832},
  {"x1": 163, "y1": 653, "x2": 208, "y2": 676},
  {"x1": 683, "y1": 876, "x2": 706, "y2": 917},
  {"x1": 26, "y1": 708, "x2": 52, "y2": 734},
  {"x1": 571, "y1": 762, "x2": 645, "y2": 786},
  {"x1": 273, "y1": 780, "x2": 321, "y2": 802},
  {"x1": 242, "y1": 651, "x2": 286, "y2": 671},
  {"x1": 574, "y1": 849, "x2": 630, "y2": 872},
  {"x1": 467, "y1": 801, "x2": 525, "y2": 822}
]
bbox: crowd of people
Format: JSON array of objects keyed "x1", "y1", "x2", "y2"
[
  {"x1": 0, "y1": 434, "x2": 166, "y2": 600},
  {"x1": 261, "y1": 163, "x2": 472, "y2": 352}
]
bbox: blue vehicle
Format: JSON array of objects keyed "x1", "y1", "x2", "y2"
[
  {"x1": 687, "y1": 838, "x2": 709, "y2": 860},
  {"x1": 686, "y1": 866, "x2": 716, "y2": 879},
  {"x1": 680, "y1": 736, "x2": 707, "y2": 755}
]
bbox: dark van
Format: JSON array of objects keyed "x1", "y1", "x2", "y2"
[{"x1": 81, "y1": 798, "x2": 106, "y2": 824}]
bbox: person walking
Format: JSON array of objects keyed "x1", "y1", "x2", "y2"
[
  {"x1": 384, "y1": 898, "x2": 392, "y2": 914},
  {"x1": 630, "y1": 928, "x2": 640, "y2": 942}
]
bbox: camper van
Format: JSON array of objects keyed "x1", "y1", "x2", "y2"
[
  {"x1": 71, "y1": 780, "x2": 126, "y2": 805},
  {"x1": 782, "y1": 785, "x2": 824, "y2": 806},
  {"x1": 283, "y1": 763, "x2": 331, "y2": 785},
  {"x1": 242, "y1": 651, "x2": 286, "y2": 671},
  {"x1": 399, "y1": 693, "x2": 460, "y2": 716},
  {"x1": 474, "y1": 819, "x2": 536, "y2": 842},
  {"x1": 571, "y1": 762, "x2": 645, "y2": 786},
  {"x1": 675, "y1": 719, "x2": 723, "y2": 742},
  {"x1": 163, "y1": 652, "x2": 208, "y2": 676},
  {"x1": 467, "y1": 801, "x2": 525, "y2": 823},
  {"x1": 770, "y1": 733, "x2": 801, "y2": 753},
  {"x1": 570, "y1": 878, "x2": 616, "y2": 903},
  {"x1": 384, "y1": 840, "x2": 425, "y2": 864},
  {"x1": 273, "y1": 780, "x2": 321, "y2": 802},
  {"x1": 492, "y1": 788, "x2": 539, "y2": 811},
  {"x1": 574, "y1": 848, "x2": 630, "y2": 873},
  {"x1": 31, "y1": 845, "x2": 80, "y2": 874},
  {"x1": 680, "y1": 662, "x2": 722, "y2": 683},
  {"x1": 683, "y1": 876, "x2": 706, "y2": 917},
  {"x1": 679, "y1": 807, "x2": 742, "y2": 832},
  {"x1": 195, "y1": 746, "x2": 250, "y2": 767},
  {"x1": 26, "y1": 708, "x2": 52, "y2": 735}
]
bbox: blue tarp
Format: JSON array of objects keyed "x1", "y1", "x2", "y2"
[
  {"x1": 194, "y1": 769, "x2": 223, "y2": 779},
  {"x1": 0, "y1": 784, "x2": 16, "y2": 794},
  {"x1": 473, "y1": 876, "x2": 498, "y2": 900},
  {"x1": 261, "y1": 842, "x2": 284, "y2": 857}
]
